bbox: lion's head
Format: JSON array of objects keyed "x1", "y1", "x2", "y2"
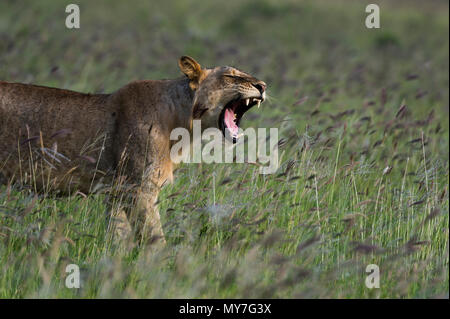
[{"x1": 178, "y1": 56, "x2": 266, "y2": 141}]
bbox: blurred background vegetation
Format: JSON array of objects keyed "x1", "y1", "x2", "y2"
[{"x1": 0, "y1": 0, "x2": 448, "y2": 298}]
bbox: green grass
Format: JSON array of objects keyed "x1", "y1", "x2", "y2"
[{"x1": 0, "y1": 0, "x2": 448, "y2": 298}]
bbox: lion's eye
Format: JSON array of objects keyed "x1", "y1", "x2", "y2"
[{"x1": 223, "y1": 74, "x2": 245, "y2": 81}]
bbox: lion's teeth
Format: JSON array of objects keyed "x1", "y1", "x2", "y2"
[
  {"x1": 257, "y1": 100, "x2": 261, "y2": 108},
  {"x1": 245, "y1": 98, "x2": 249, "y2": 106}
]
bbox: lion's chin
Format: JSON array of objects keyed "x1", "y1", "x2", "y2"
[{"x1": 218, "y1": 97, "x2": 263, "y2": 142}]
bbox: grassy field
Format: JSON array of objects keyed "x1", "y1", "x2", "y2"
[{"x1": 0, "y1": 0, "x2": 448, "y2": 298}]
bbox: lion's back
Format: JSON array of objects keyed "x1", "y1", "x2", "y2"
[{"x1": 0, "y1": 81, "x2": 118, "y2": 190}]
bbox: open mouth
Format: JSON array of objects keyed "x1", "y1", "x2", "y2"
[{"x1": 218, "y1": 97, "x2": 263, "y2": 141}]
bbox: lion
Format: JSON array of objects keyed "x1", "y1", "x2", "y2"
[{"x1": 0, "y1": 56, "x2": 266, "y2": 245}]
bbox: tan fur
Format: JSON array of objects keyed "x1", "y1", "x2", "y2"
[{"x1": 0, "y1": 56, "x2": 266, "y2": 244}]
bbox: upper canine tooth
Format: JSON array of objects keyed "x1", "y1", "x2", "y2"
[
  {"x1": 245, "y1": 98, "x2": 249, "y2": 106},
  {"x1": 257, "y1": 100, "x2": 261, "y2": 108}
]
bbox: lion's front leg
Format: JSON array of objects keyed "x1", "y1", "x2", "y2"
[
  {"x1": 132, "y1": 186, "x2": 166, "y2": 246},
  {"x1": 109, "y1": 207, "x2": 133, "y2": 241},
  {"x1": 115, "y1": 123, "x2": 173, "y2": 246}
]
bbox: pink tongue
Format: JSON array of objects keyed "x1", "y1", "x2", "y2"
[{"x1": 224, "y1": 108, "x2": 238, "y2": 136}]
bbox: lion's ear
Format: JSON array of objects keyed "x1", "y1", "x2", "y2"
[{"x1": 178, "y1": 56, "x2": 203, "y2": 89}]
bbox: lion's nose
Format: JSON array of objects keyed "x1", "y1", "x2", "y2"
[{"x1": 253, "y1": 82, "x2": 266, "y2": 94}]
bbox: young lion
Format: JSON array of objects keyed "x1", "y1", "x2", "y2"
[{"x1": 0, "y1": 56, "x2": 266, "y2": 244}]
